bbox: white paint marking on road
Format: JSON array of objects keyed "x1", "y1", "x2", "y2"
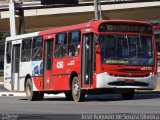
[{"x1": 0, "y1": 92, "x2": 25, "y2": 97}]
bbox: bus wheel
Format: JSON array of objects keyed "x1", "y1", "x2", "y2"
[
  {"x1": 72, "y1": 77, "x2": 85, "y2": 102},
  {"x1": 121, "y1": 89, "x2": 135, "y2": 100},
  {"x1": 65, "y1": 91, "x2": 73, "y2": 101},
  {"x1": 25, "y1": 78, "x2": 38, "y2": 101}
]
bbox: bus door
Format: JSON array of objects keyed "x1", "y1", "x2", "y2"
[
  {"x1": 11, "y1": 43, "x2": 21, "y2": 91},
  {"x1": 43, "y1": 38, "x2": 54, "y2": 90},
  {"x1": 82, "y1": 33, "x2": 95, "y2": 88}
]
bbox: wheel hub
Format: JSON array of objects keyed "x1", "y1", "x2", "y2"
[{"x1": 73, "y1": 83, "x2": 79, "y2": 96}]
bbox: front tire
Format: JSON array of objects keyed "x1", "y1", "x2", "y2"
[
  {"x1": 121, "y1": 89, "x2": 135, "y2": 100},
  {"x1": 72, "y1": 77, "x2": 85, "y2": 102},
  {"x1": 25, "y1": 78, "x2": 39, "y2": 101}
]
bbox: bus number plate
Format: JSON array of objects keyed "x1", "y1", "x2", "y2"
[{"x1": 124, "y1": 79, "x2": 135, "y2": 83}]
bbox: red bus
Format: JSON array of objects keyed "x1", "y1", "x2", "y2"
[
  {"x1": 4, "y1": 20, "x2": 157, "y2": 102},
  {"x1": 153, "y1": 25, "x2": 160, "y2": 72}
]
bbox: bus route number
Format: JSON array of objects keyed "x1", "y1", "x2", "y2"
[
  {"x1": 141, "y1": 66, "x2": 152, "y2": 71},
  {"x1": 56, "y1": 61, "x2": 64, "y2": 69}
]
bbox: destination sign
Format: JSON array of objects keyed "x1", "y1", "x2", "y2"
[{"x1": 99, "y1": 23, "x2": 152, "y2": 33}]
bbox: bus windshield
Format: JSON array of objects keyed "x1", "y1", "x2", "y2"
[{"x1": 99, "y1": 34, "x2": 154, "y2": 66}]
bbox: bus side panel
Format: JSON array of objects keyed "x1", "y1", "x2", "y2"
[
  {"x1": 19, "y1": 62, "x2": 32, "y2": 91},
  {"x1": 45, "y1": 70, "x2": 52, "y2": 90},
  {"x1": 4, "y1": 63, "x2": 12, "y2": 90},
  {"x1": 66, "y1": 58, "x2": 81, "y2": 72},
  {"x1": 31, "y1": 60, "x2": 43, "y2": 91},
  {"x1": 65, "y1": 57, "x2": 81, "y2": 87},
  {"x1": 32, "y1": 76, "x2": 43, "y2": 91},
  {"x1": 4, "y1": 42, "x2": 12, "y2": 90},
  {"x1": 52, "y1": 75, "x2": 70, "y2": 90},
  {"x1": 52, "y1": 58, "x2": 69, "y2": 90},
  {"x1": 52, "y1": 57, "x2": 81, "y2": 91}
]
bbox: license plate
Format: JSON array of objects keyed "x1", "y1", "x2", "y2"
[{"x1": 124, "y1": 79, "x2": 135, "y2": 83}]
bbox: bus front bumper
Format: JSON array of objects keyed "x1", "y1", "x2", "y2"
[{"x1": 96, "y1": 72, "x2": 157, "y2": 90}]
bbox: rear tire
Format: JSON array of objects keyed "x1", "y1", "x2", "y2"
[
  {"x1": 72, "y1": 77, "x2": 85, "y2": 102},
  {"x1": 25, "y1": 78, "x2": 39, "y2": 101},
  {"x1": 121, "y1": 89, "x2": 135, "y2": 100}
]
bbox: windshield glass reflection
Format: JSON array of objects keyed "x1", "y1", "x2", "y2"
[{"x1": 99, "y1": 34, "x2": 154, "y2": 66}]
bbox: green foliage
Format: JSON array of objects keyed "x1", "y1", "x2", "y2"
[{"x1": 0, "y1": 32, "x2": 10, "y2": 40}]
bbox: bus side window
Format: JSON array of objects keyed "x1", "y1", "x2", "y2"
[
  {"x1": 55, "y1": 33, "x2": 67, "y2": 58},
  {"x1": 21, "y1": 38, "x2": 32, "y2": 62},
  {"x1": 32, "y1": 37, "x2": 43, "y2": 61},
  {"x1": 68, "y1": 31, "x2": 81, "y2": 57},
  {"x1": 6, "y1": 42, "x2": 11, "y2": 64}
]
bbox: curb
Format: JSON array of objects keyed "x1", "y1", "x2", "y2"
[
  {"x1": 0, "y1": 92, "x2": 65, "y2": 97},
  {"x1": 0, "y1": 92, "x2": 25, "y2": 97}
]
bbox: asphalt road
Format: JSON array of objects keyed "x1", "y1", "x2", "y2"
[
  {"x1": 0, "y1": 93, "x2": 160, "y2": 113},
  {"x1": 1, "y1": 84, "x2": 160, "y2": 119}
]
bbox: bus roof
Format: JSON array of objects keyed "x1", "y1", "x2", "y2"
[
  {"x1": 6, "y1": 20, "x2": 152, "y2": 41},
  {"x1": 38, "y1": 20, "x2": 151, "y2": 36}
]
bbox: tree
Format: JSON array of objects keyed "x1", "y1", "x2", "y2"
[{"x1": 0, "y1": 32, "x2": 10, "y2": 41}]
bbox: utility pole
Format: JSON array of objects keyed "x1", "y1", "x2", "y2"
[
  {"x1": 9, "y1": 0, "x2": 25, "y2": 36},
  {"x1": 99, "y1": 1, "x2": 102, "y2": 20},
  {"x1": 94, "y1": 0, "x2": 99, "y2": 20},
  {"x1": 9, "y1": 0, "x2": 16, "y2": 37},
  {"x1": 17, "y1": 8, "x2": 25, "y2": 34},
  {"x1": 15, "y1": 0, "x2": 25, "y2": 35}
]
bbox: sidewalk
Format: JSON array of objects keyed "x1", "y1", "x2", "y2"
[{"x1": 0, "y1": 92, "x2": 26, "y2": 97}]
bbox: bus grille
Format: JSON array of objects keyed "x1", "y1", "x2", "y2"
[
  {"x1": 108, "y1": 81, "x2": 149, "y2": 86},
  {"x1": 108, "y1": 73, "x2": 150, "y2": 78}
]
